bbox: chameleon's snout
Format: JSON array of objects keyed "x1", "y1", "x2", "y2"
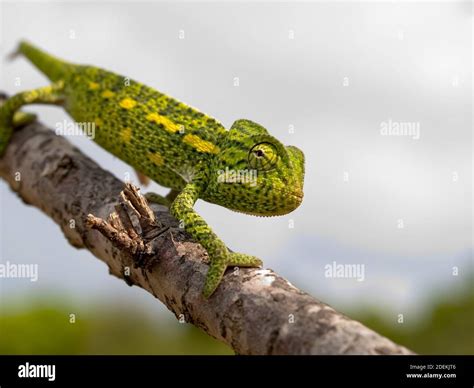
[{"x1": 284, "y1": 145, "x2": 305, "y2": 207}]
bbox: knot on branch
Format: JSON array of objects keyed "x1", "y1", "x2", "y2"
[{"x1": 86, "y1": 183, "x2": 170, "y2": 267}]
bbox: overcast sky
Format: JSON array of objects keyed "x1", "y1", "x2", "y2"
[{"x1": 0, "y1": 1, "x2": 472, "y2": 321}]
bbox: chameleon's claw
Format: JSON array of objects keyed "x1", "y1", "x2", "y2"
[{"x1": 203, "y1": 252, "x2": 263, "y2": 298}]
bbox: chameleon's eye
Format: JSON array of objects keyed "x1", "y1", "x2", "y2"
[{"x1": 248, "y1": 142, "x2": 278, "y2": 171}]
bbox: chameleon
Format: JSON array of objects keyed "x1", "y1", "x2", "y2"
[{"x1": 0, "y1": 41, "x2": 305, "y2": 297}]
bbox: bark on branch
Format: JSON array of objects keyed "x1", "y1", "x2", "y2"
[{"x1": 0, "y1": 116, "x2": 414, "y2": 355}]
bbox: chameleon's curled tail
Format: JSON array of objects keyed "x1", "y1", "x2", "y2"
[{"x1": 16, "y1": 41, "x2": 72, "y2": 82}]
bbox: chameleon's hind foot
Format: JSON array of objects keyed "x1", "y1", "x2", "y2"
[
  {"x1": 12, "y1": 111, "x2": 36, "y2": 128},
  {"x1": 203, "y1": 252, "x2": 263, "y2": 298},
  {"x1": 0, "y1": 83, "x2": 64, "y2": 156}
]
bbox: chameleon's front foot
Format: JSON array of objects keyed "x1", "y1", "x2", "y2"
[
  {"x1": 170, "y1": 182, "x2": 264, "y2": 298},
  {"x1": 203, "y1": 252, "x2": 263, "y2": 298}
]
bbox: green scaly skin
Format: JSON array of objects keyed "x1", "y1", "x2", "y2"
[{"x1": 0, "y1": 41, "x2": 305, "y2": 297}]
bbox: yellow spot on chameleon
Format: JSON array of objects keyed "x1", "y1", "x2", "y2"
[
  {"x1": 120, "y1": 127, "x2": 132, "y2": 143},
  {"x1": 147, "y1": 151, "x2": 164, "y2": 166},
  {"x1": 101, "y1": 90, "x2": 115, "y2": 98},
  {"x1": 146, "y1": 113, "x2": 181, "y2": 133},
  {"x1": 88, "y1": 82, "x2": 100, "y2": 90},
  {"x1": 183, "y1": 134, "x2": 220, "y2": 154},
  {"x1": 119, "y1": 98, "x2": 137, "y2": 109}
]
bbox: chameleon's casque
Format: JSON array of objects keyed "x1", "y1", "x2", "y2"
[{"x1": 0, "y1": 41, "x2": 305, "y2": 297}]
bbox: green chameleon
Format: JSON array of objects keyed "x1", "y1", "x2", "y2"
[{"x1": 0, "y1": 41, "x2": 305, "y2": 297}]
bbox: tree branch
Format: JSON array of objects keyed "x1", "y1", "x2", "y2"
[{"x1": 0, "y1": 115, "x2": 414, "y2": 355}]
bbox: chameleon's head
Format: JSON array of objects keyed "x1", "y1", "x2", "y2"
[{"x1": 205, "y1": 119, "x2": 305, "y2": 216}]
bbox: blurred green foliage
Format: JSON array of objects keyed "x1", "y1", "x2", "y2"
[
  {"x1": 0, "y1": 298, "x2": 232, "y2": 355},
  {"x1": 0, "y1": 281, "x2": 472, "y2": 354},
  {"x1": 347, "y1": 281, "x2": 474, "y2": 355}
]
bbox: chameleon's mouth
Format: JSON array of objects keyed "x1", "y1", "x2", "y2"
[
  {"x1": 290, "y1": 190, "x2": 304, "y2": 201},
  {"x1": 233, "y1": 188, "x2": 303, "y2": 217},
  {"x1": 279, "y1": 190, "x2": 304, "y2": 213}
]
